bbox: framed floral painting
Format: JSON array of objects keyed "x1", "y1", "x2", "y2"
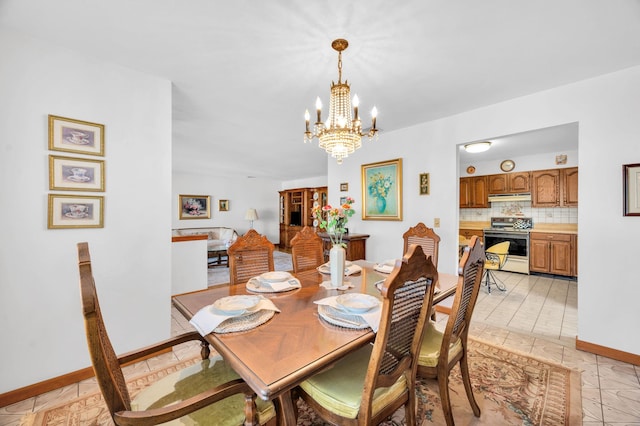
[
  {"x1": 179, "y1": 194, "x2": 211, "y2": 219},
  {"x1": 361, "y1": 158, "x2": 402, "y2": 220}
]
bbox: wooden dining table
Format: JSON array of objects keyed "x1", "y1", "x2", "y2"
[{"x1": 172, "y1": 260, "x2": 458, "y2": 426}]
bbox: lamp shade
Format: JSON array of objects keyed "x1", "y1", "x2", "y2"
[{"x1": 244, "y1": 208, "x2": 258, "y2": 221}]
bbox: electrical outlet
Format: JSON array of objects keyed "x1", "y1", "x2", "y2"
[{"x1": 434, "y1": 218, "x2": 440, "y2": 228}]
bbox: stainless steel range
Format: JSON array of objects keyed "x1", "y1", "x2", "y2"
[{"x1": 483, "y1": 217, "x2": 533, "y2": 274}]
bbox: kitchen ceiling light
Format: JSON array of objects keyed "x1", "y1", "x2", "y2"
[
  {"x1": 464, "y1": 141, "x2": 492, "y2": 153},
  {"x1": 304, "y1": 39, "x2": 378, "y2": 164}
]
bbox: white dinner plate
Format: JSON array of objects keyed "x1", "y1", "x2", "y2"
[
  {"x1": 259, "y1": 271, "x2": 292, "y2": 283},
  {"x1": 336, "y1": 293, "x2": 380, "y2": 313},
  {"x1": 212, "y1": 295, "x2": 260, "y2": 316}
]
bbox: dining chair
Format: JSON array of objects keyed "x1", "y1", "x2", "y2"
[
  {"x1": 77, "y1": 242, "x2": 276, "y2": 426},
  {"x1": 228, "y1": 229, "x2": 275, "y2": 285},
  {"x1": 483, "y1": 241, "x2": 510, "y2": 293},
  {"x1": 402, "y1": 222, "x2": 441, "y2": 267},
  {"x1": 417, "y1": 235, "x2": 486, "y2": 426},
  {"x1": 296, "y1": 244, "x2": 438, "y2": 426},
  {"x1": 290, "y1": 226, "x2": 324, "y2": 273}
]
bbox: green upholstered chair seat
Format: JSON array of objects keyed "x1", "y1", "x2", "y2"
[
  {"x1": 299, "y1": 345, "x2": 408, "y2": 419},
  {"x1": 132, "y1": 354, "x2": 276, "y2": 426},
  {"x1": 418, "y1": 323, "x2": 463, "y2": 368}
]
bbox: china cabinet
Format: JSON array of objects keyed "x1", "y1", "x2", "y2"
[{"x1": 279, "y1": 187, "x2": 327, "y2": 249}]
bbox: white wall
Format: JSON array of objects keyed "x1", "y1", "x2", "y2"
[
  {"x1": 172, "y1": 172, "x2": 281, "y2": 243},
  {"x1": 327, "y1": 66, "x2": 640, "y2": 355},
  {"x1": 0, "y1": 30, "x2": 173, "y2": 393}
]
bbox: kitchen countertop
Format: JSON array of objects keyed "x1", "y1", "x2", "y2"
[{"x1": 459, "y1": 221, "x2": 578, "y2": 234}]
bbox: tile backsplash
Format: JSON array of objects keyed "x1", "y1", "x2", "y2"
[{"x1": 459, "y1": 201, "x2": 578, "y2": 224}]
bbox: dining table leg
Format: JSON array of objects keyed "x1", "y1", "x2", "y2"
[{"x1": 276, "y1": 391, "x2": 298, "y2": 426}]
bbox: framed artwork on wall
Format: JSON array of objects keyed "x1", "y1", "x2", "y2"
[
  {"x1": 340, "y1": 182, "x2": 348, "y2": 191},
  {"x1": 48, "y1": 194, "x2": 104, "y2": 229},
  {"x1": 419, "y1": 173, "x2": 430, "y2": 195},
  {"x1": 179, "y1": 194, "x2": 211, "y2": 219},
  {"x1": 48, "y1": 115, "x2": 105, "y2": 156},
  {"x1": 49, "y1": 155, "x2": 105, "y2": 191},
  {"x1": 219, "y1": 199, "x2": 229, "y2": 211},
  {"x1": 361, "y1": 158, "x2": 403, "y2": 221},
  {"x1": 623, "y1": 163, "x2": 640, "y2": 216}
]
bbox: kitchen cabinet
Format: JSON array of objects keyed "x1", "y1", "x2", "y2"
[
  {"x1": 529, "y1": 232, "x2": 577, "y2": 277},
  {"x1": 487, "y1": 172, "x2": 530, "y2": 194},
  {"x1": 531, "y1": 167, "x2": 578, "y2": 207},
  {"x1": 460, "y1": 176, "x2": 488, "y2": 208},
  {"x1": 279, "y1": 186, "x2": 327, "y2": 249}
]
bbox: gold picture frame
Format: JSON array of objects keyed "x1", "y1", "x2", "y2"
[
  {"x1": 340, "y1": 182, "x2": 348, "y2": 191},
  {"x1": 361, "y1": 158, "x2": 403, "y2": 221},
  {"x1": 48, "y1": 194, "x2": 104, "y2": 229},
  {"x1": 219, "y1": 199, "x2": 229, "y2": 211},
  {"x1": 623, "y1": 163, "x2": 640, "y2": 216},
  {"x1": 48, "y1": 115, "x2": 105, "y2": 156},
  {"x1": 179, "y1": 195, "x2": 211, "y2": 219},
  {"x1": 419, "y1": 173, "x2": 430, "y2": 195},
  {"x1": 49, "y1": 155, "x2": 105, "y2": 191}
]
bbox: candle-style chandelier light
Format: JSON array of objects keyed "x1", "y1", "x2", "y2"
[{"x1": 304, "y1": 39, "x2": 378, "y2": 164}]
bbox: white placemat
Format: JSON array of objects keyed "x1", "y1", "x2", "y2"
[
  {"x1": 246, "y1": 276, "x2": 301, "y2": 293},
  {"x1": 314, "y1": 295, "x2": 382, "y2": 332},
  {"x1": 190, "y1": 296, "x2": 280, "y2": 335},
  {"x1": 317, "y1": 262, "x2": 362, "y2": 276},
  {"x1": 320, "y1": 281, "x2": 354, "y2": 291}
]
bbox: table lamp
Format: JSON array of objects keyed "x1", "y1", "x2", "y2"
[{"x1": 244, "y1": 208, "x2": 258, "y2": 229}]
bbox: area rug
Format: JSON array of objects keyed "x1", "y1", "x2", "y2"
[
  {"x1": 208, "y1": 250, "x2": 293, "y2": 286},
  {"x1": 20, "y1": 338, "x2": 581, "y2": 426}
]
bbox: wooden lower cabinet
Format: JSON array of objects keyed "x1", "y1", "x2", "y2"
[
  {"x1": 529, "y1": 232, "x2": 577, "y2": 277},
  {"x1": 318, "y1": 233, "x2": 370, "y2": 262}
]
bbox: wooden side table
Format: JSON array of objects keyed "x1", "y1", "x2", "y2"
[
  {"x1": 317, "y1": 233, "x2": 370, "y2": 262},
  {"x1": 207, "y1": 246, "x2": 229, "y2": 268}
]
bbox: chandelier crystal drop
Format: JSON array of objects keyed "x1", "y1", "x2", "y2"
[{"x1": 304, "y1": 39, "x2": 378, "y2": 164}]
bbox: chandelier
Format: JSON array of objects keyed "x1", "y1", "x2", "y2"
[{"x1": 304, "y1": 39, "x2": 378, "y2": 164}]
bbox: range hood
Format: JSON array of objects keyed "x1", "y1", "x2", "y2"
[{"x1": 488, "y1": 193, "x2": 532, "y2": 202}]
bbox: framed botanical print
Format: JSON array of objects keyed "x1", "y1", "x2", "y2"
[
  {"x1": 419, "y1": 173, "x2": 430, "y2": 195},
  {"x1": 361, "y1": 158, "x2": 403, "y2": 220},
  {"x1": 623, "y1": 163, "x2": 640, "y2": 216},
  {"x1": 48, "y1": 115, "x2": 105, "y2": 156},
  {"x1": 219, "y1": 199, "x2": 229, "y2": 211},
  {"x1": 179, "y1": 194, "x2": 211, "y2": 219},
  {"x1": 48, "y1": 194, "x2": 104, "y2": 229},
  {"x1": 49, "y1": 155, "x2": 105, "y2": 191}
]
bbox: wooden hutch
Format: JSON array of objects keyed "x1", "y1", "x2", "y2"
[{"x1": 279, "y1": 186, "x2": 327, "y2": 249}]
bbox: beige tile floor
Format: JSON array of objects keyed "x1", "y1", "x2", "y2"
[{"x1": 1, "y1": 270, "x2": 639, "y2": 425}]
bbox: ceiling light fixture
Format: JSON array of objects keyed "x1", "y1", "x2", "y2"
[
  {"x1": 464, "y1": 141, "x2": 492, "y2": 153},
  {"x1": 304, "y1": 39, "x2": 378, "y2": 164}
]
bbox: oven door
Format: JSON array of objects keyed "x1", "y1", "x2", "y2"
[{"x1": 483, "y1": 230, "x2": 530, "y2": 274}]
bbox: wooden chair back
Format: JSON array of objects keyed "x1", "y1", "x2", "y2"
[
  {"x1": 290, "y1": 226, "x2": 324, "y2": 273},
  {"x1": 361, "y1": 244, "x2": 438, "y2": 423},
  {"x1": 78, "y1": 242, "x2": 135, "y2": 416},
  {"x1": 227, "y1": 229, "x2": 275, "y2": 285},
  {"x1": 446, "y1": 235, "x2": 485, "y2": 348},
  {"x1": 402, "y1": 222, "x2": 441, "y2": 267}
]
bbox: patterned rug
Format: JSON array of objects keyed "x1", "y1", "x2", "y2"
[
  {"x1": 20, "y1": 338, "x2": 581, "y2": 425},
  {"x1": 208, "y1": 250, "x2": 293, "y2": 286}
]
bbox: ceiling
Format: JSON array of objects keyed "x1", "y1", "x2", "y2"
[
  {"x1": 2, "y1": 0, "x2": 640, "y2": 180},
  {"x1": 457, "y1": 122, "x2": 579, "y2": 164}
]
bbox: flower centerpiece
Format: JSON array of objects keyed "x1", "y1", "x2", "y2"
[
  {"x1": 312, "y1": 197, "x2": 355, "y2": 246},
  {"x1": 368, "y1": 172, "x2": 393, "y2": 213}
]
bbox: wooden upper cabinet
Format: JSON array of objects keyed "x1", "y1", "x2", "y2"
[
  {"x1": 488, "y1": 172, "x2": 530, "y2": 194},
  {"x1": 562, "y1": 167, "x2": 578, "y2": 206},
  {"x1": 460, "y1": 176, "x2": 488, "y2": 208},
  {"x1": 531, "y1": 167, "x2": 578, "y2": 207}
]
